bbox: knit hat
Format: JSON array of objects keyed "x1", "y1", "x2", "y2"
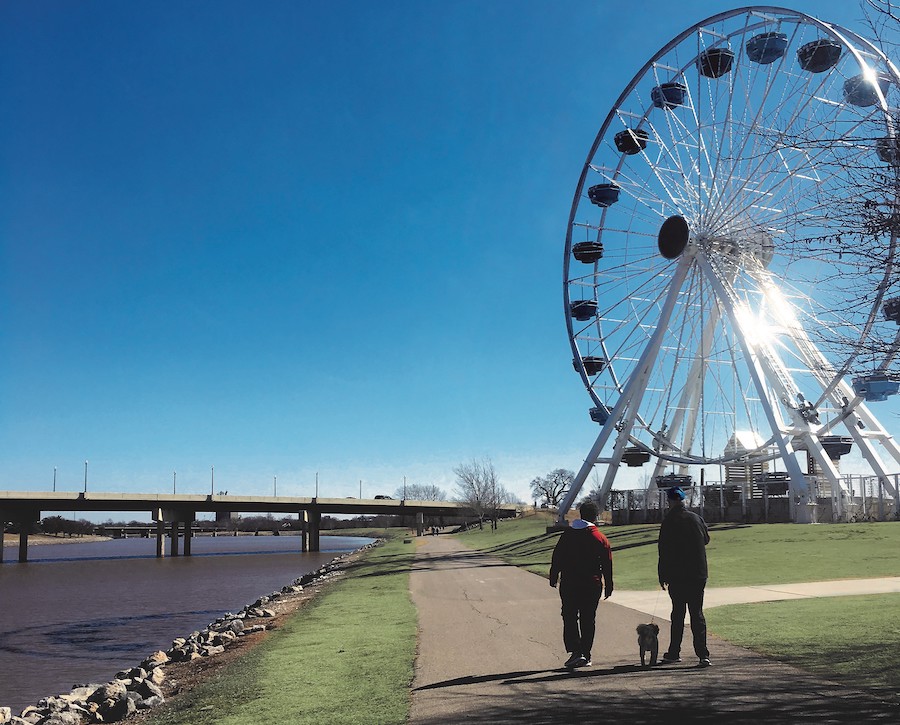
[{"x1": 667, "y1": 486, "x2": 686, "y2": 501}]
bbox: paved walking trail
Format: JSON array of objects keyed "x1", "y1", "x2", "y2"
[{"x1": 408, "y1": 535, "x2": 899, "y2": 724}]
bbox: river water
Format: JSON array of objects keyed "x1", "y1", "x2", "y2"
[{"x1": 0, "y1": 534, "x2": 372, "y2": 714}]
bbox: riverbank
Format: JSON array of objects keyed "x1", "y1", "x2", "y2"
[
  {"x1": 135, "y1": 534, "x2": 416, "y2": 725},
  {"x1": 1, "y1": 540, "x2": 381, "y2": 724},
  {"x1": 1, "y1": 533, "x2": 112, "y2": 546}
]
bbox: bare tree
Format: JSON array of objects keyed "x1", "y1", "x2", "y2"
[
  {"x1": 394, "y1": 482, "x2": 447, "y2": 501},
  {"x1": 453, "y1": 457, "x2": 514, "y2": 530},
  {"x1": 529, "y1": 468, "x2": 573, "y2": 507}
]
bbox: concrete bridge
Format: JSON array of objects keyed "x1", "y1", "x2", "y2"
[{"x1": 0, "y1": 491, "x2": 514, "y2": 562}]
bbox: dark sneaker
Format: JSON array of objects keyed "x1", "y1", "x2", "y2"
[
  {"x1": 661, "y1": 653, "x2": 681, "y2": 663},
  {"x1": 699, "y1": 658, "x2": 712, "y2": 667},
  {"x1": 564, "y1": 653, "x2": 582, "y2": 668},
  {"x1": 571, "y1": 655, "x2": 589, "y2": 668}
]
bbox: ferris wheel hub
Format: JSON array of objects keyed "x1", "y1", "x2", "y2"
[
  {"x1": 658, "y1": 215, "x2": 690, "y2": 259},
  {"x1": 695, "y1": 227, "x2": 775, "y2": 267}
]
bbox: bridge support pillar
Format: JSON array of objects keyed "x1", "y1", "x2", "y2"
[
  {"x1": 0, "y1": 521, "x2": 4, "y2": 563},
  {"x1": 308, "y1": 508, "x2": 321, "y2": 552},
  {"x1": 19, "y1": 530, "x2": 29, "y2": 563},
  {"x1": 6, "y1": 508, "x2": 40, "y2": 563},
  {"x1": 170, "y1": 520, "x2": 180, "y2": 557},
  {"x1": 184, "y1": 519, "x2": 193, "y2": 556},
  {"x1": 155, "y1": 519, "x2": 165, "y2": 558},
  {"x1": 416, "y1": 511, "x2": 425, "y2": 537},
  {"x1": 299, "y1": 510, "x2": 309, "y2": 553}
]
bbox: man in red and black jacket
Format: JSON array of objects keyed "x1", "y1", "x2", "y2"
[{"x1": 549, "y1": 500, "x2": 614, "y2": 668}]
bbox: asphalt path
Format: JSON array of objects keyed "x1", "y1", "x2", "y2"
[{"x1": 408, "y1": 535, "x2": 899, "y2": 724}]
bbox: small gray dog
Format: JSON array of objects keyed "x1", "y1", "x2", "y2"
[{"x1": 636, "y1": 623, "x2": 659, "y2": 667}]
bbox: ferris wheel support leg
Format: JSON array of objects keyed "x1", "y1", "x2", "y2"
[
  {"x1": 558, "y1": 257, "x2": 694, "y2": 525},
  {"x1": 696, "y1": 255, "x2": 814, "y2": 522}
]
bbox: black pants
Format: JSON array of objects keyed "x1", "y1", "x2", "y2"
[
  {"x1": 560, "y1": 582, "x2": 602, "y2": 659},
  {"x1": 666, "y1": 579, "x2": 709, "y2": 659}
]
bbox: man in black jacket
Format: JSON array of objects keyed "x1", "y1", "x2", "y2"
[
  {"x1": 658, "y1": 486, "x2": 711, "y2": 667},
  {"x1": 549, "y1": 500, "x2": 614, "y2": 669}
]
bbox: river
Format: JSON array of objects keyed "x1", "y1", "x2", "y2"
[{"x1": 0, "y1": 534, "x2": 373, "y2": 714}]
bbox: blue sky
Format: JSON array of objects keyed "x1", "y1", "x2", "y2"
[{"x1": 1, "y1": 0, "x2": 893, "y2": 511}]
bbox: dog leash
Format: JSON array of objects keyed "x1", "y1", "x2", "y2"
[{"x1": 648, "y1": 585, "x2": 664, "y2": 625}]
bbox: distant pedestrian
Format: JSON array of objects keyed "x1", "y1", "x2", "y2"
[
  {"x1": 549, "y1": 500, "x2": 613, "y2": 669},
  {"x1": 658, "y1": 486, "x2": 711, "y2": 667}
]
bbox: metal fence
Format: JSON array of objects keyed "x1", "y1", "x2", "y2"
[{"x1": 602, "y1": 474, "x2": 900, "y2": 524}]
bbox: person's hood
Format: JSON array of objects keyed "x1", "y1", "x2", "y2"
[{"x1": 571, "y1": 519, "x2": 596, "y2": 530}]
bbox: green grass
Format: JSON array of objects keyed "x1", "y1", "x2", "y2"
[
  {"x1": 707, "y1": 593, "x2": 900, "y2": 698},
  {"x1": 458, "y1": 514, "x2": 900, "y2": 590},
  {"x1": 145, "y1": 536, "x2": 417, "y2": 725}
]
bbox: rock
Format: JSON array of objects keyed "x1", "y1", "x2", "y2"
[
  {"x1": 134, "y1": 681, "x2": 162, "y2": 701},
  {"x1": 60, "y1": 687, "x2": 98, "y2": 704},
  {"x1": 18, "y1": 707, "x2": 41, "y2": 724},
  {"x1": 141, "y1": 651, "x2": 169, "y2": 669},
  {"x1": 136, "y1": 695, "x2": 164, "y2": 710},
  {"x1": 38, "y1": 711, "x2": 85, "y2": 725},
  {"x1": 149, "y1": 668, "x2": 166, "y2": 686},
  {"x1": 86, "y1": 682, "x2": 127, "y2": 705},
  {"x1": 0, "y1": 707, "x2": 10, "y2": 724},
  {"x1": 18, "y1": 711, "x2": 41, "y2": 725},
  {"x1": 115, "y1": 667, "x2": 146, "y2": 682},
  {"x1": 202, "y1": 645, "x2": 225, "y2": 657}
]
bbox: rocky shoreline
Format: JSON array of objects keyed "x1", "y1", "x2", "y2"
[{"x1": 0, "y1": 540, "x2": 381, "y2": 725}]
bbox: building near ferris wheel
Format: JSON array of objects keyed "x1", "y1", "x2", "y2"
[{"x1": 557, "y1": 5, "x2": 900, "y2": 525}]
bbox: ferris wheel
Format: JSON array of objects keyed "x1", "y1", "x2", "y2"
[{"x1": 560, "y1": 6, "x2": 900, "y2": 522}]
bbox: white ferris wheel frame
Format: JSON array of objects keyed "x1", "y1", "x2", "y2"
[{"x1": 559, "y1": 6, "x2": 900, "y2": 523}]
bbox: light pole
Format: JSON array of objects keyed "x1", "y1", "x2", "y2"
[
  {"x1": 84, "y1": 461, "x2": 88, "y2": 493},
  {"x1": 173, "y1": 471, "x2": 177, "y2": 495},
  {"x1": 211, "y1": 466, "x2": 215, "y2": 496},
  {"x1": 53, "y1": 466, "x2": 57, "y2": 492},
  {"x1": 274, "y1": 475, "x2": 277, "y2": 497},
  {"x1": 315, "y1": 471, "x2": 318, "y2": 498},
  {"x1": 359, "y1": 479, "x2": 362, "y2": 499}
]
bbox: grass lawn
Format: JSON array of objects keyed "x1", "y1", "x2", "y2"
[
  {"x1": 707, "y1": 594, "x2": 900, "y2": 698},
  {"x1": 144, "y1": 534, "x2": 417, "y2": 725},
  {"x1": 459, "y1": 512, "x2": 900, "y2": 590}
]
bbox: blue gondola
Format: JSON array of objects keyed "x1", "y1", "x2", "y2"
[
  {"x1": 572, "y1": 241, "x2": 604, "y2": 263},
  {"x1": 589, "y1": 405, "x2": 610, "y2": 424},
  {"x1": 651, "y1": 82, "x2": 687, "y2": 109},
  {"x1": 843, "y1": 73, "x2": 891, "y2": 107},
  {"x1": 876, "y1": 137, "x2": 900, "y2": 165},
  {"x1": 746, "y1": 32, "x2": 788, "y2": 64},
  {"x1": 820, "y1": 435, "x2": 853, "y2": 459},
  {"x1": 698, "y1": 47, "x2": 735, "y2": 78},
  {"x1": 581, "y1": 356, "x2": 606, "y2": 376},
  {"x1": 587, "y1": 183, "x2": 621, "y2": 207},
  {"x1": 852, "y1": 373, "x2": 900, "y2": 402},
  {"x1": 655, "y1": 472, "x2": 692, "y2": 488},
  {"x1": 569, "y1": 299, "x2": 598, "y2": 321},
  {"x1": 622, "y1": 447, "x2": 651, "y2": 467},
  {"x1": 614, "y1": 128, "x2": 649, "y2": 155},
  {"x1": 883, "y1": 297, "x2": 900, "y2": 323},
  {"x1": 797, "y1": 39, "x2": 842, "y2": 73}
]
